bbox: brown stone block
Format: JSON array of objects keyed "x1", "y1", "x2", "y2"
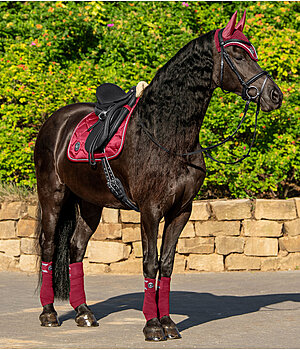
[
  {"x1": 215, "y1": 236, "x2": 244, "y2": 255},
  {"x1": 279, "y1": 253, "x2": 300, "y2": 270},
  {"x1": 211, "y1": 199, "x2": 252, "y2": 220},
  {"x1": 173, "y1": 254, "x2": 186, "y2": 273},
  {"x1": 244, "y1": 238, "x2": 278, "y2": 256},
  {"x1": 92, "y1": 223, "x2": 122, "y2": 240},
  {"x1": 188, "y1": 254, "x2": 224, "y2": 272},
  {"x1": 102, "y1": 208, "x2": 119, "y2": 223},
  {"x1": 133, "y1": 241, "x2": 143, "y2": 258},
  {"x1": 83, "y1": 260, "x2": 109, "y2": 275},
  {"x1": 17, "y1": 219, "x2": 37, "y2": 238},
  {"x1": 279, "y1": 236, "x2": 300, "y2": 253},
  {"x1": 0, "y1": 221, "x2": 16, "y2": 239},
  {"x1": 180, "y1": 222, "x2": 195, "y2": 238},
  {"x1": 284, "y1": 219, "x2": 300, "y2": 237},
  {"x1": 255, "y1": 199, "x2": 297, "y2": 220},
  {"x1": 178, "y1": 237, "x2": 214, "y2": 254},
  {"x1": 190, "y1": 201, "x2": 210, "y2": 221},
  {"x1": 0, "y1": 253, "x2": 19, "y2": 271},
  {"x1": 120, "y1": 210, "x2": 140, "y2": 223},
  {"x1": 21, "y1": 254, "x2": 40, "y2": 272},
  {"x1": 225, "y1": 253, "x2": 261, "y2": 270},
  {"x1": 0, "y1": 201, "x2": 27, "y2": 220},
  {"x1": 88, "y1": 241, "x2": 131, "y2": 264},
  {"x1": 122, "y1": 225, "x2": 141, "y2": 243},
  {"x1": 195, "y1": 221, "x2": 240, "y2": 237},
  {"x1": 21, "y1": 238, "x2": 40, "y2": 255},
  {"x1": 19, "y1": 254, "x2": 39, "y2": 272},
  {"x1": 294, "y1": 198, "x2": 300, "y2": 218},
  {"x1": 0, "y1": 239, "x2": 20, "y2": 257},
  {"x1": 243, "y1": 220, "x2": 283, "y2": 237},
  {"x1": 261, "y1": 257, "x2": 280, "y2": 271},
  {"x1": 27, "y1": 205, "x2": 38, "y2": 219},
  {"x1": 110, "y1": 258, "x2": 142, "y2": 274}
]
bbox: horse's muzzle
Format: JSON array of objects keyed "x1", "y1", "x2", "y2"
[{"x1": 260, "y1": 83, "x2": 283, "y2": 112}]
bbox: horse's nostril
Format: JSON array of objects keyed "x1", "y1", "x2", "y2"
[{"x1": 270, "y1": 89, "x2": 280, "y2": 103}]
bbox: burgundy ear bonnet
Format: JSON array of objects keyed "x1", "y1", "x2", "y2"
[{"x1": 214, "y1": 10, "x2": 258, "y2": 61}]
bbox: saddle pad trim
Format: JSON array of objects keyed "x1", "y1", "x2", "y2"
[{"x1": 67, "y1": 99, "x2": 139, "y2": 163}]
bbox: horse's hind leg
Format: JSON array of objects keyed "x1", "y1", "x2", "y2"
[
  {"x1": 38, "y1": 183, "x2": 70, "y2": 327},
  {"x1": 158, "y1": 203, "x2": 192, "y2": 340},
  {"x1": 69, "y1": 200, "x2": 102, "y2": 327}
]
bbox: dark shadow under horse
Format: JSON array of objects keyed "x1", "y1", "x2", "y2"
[{"x1": 34, "y1": 11, "x2": 283, "y2": 341}]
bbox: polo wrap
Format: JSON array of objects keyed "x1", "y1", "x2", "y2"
[
  {"x1": 69, "y1": 262, "x2": 86, "y2": 309},
  {"x1": 157, "y1": 277, "x2": 171, "y2": 318},
  {"x1": 142, "y1": 278, "x2": 157, "y2": 321},
  {"x1": 40, "y1": 261, "x2": 54, "y2": 306}
]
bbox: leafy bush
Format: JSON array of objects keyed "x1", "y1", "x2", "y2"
[{"x1": 0, "y1": 1, "x2": 298, "y2": 198}]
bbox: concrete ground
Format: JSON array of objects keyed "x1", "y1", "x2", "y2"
[{"x1": 0, "y1": 271, "x2": 299, "y2": 349}]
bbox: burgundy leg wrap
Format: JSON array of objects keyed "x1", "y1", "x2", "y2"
[
  {"x1": 69, "y1": 262, "x2": 86, "y2": 310},
  {"x1": 40, "y1": 261, "x2": 54, "y2": 306},
  {"x1": 157, "y1": 277, "x2": 171, "y2": 318},
  {"x1": 143, "y1": 278, "x2": 157, "y2": 321}
]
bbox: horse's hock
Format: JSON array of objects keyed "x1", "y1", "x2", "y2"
[{"x1": 0, "y1": 198, "x2": 299, "y2": 274}]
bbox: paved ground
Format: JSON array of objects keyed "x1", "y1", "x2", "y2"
[{"x1": 0, "y1": 271, "x2": 300, "y2": 349}]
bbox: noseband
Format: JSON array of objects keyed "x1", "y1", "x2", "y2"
[{"x1": 140, "y1": 30, "x2": 271, "y2": 165}]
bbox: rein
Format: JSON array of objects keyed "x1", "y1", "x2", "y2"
[{"x1": 139, "y1": 30, "x2": 270, "y2": 165}]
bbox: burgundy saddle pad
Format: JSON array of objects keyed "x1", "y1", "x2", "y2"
[{"x1": 67, "y1": 100, "x2": 139, "y2": 162}]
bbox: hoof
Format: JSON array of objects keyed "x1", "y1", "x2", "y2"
[
  {"x1": 143, "y1": 318, "x2": 167, "y2": 341},
  {"x1": 75, "y1": 304, "x2": 99, "y2": 327},
  {"x1": 39, "y1": 311, "x2": 60, "y2": 327},
  {"x1": 160, "y1": 315, "x2": 181, "y2": 339}
]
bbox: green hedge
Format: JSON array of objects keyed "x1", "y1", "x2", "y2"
[{"x1": 0, "y1": 1, "x2": 299, "y2": 198}]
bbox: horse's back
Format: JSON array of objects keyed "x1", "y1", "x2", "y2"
[{"x1": 35, "y1": 103, "x2": 95, "y2": 159}]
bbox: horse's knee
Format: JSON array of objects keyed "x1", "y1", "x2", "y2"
[{"x1": 159, "y1": 255, "x2": 174, "y2": 277}]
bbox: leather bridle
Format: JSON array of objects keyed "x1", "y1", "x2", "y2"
[
  {"x1": 218, "y1": 29, "x2": 269, "y2": 102},
  {"x1": 139, "y1": 29, "x2": 271, "y2": 165}
]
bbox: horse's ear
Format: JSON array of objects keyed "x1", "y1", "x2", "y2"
[
  {"x1": 222, "y1": 11, "x2": 237, "y2": 39},
  {"x1": 235, "y1": 10, "x2": 246, "y2": 32}
]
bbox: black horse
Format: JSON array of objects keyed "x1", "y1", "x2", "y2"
[{"x1": 34, "y1": 11, "x2": 282, "y2": 341}]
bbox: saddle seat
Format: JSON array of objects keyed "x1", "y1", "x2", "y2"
[
  {"x1": 96, "y1": 83, "x2": 133, "y2": 106},
  {"x1": 85, "y1": 83, "x2": 137, "y2": 164}
]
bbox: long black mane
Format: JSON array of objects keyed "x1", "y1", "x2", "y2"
[{"x1": 137, "y1": 30, "x2": 215, "y2": 154}]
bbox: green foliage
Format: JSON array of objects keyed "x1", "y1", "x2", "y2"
[{"x1": 0, "y1": 1, "x2": 299, "y2": 198}]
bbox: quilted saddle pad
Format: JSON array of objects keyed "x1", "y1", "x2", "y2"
[{"x1": 67, "y1": 100, "x2": 138, "y2": 162}]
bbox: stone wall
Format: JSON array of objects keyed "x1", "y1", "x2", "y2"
[{"x1": 0, "y1": 198, "x2": 299, "y2": 274}]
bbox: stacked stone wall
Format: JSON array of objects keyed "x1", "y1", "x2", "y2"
[{"x1": 0, "y1": 198, "x2": 299, "y2": 274}]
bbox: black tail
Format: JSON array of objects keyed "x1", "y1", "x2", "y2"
[{"x1": 36, "y1": 197, "x2": 78, "y2": 300}]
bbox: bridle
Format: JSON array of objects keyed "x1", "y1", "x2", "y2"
[
  {"x1": 139, "y1": 29, "x2": 271, "y2": 165},
  {"x1": 218, "y1": 29, "x2": 269, "y2": 102}
]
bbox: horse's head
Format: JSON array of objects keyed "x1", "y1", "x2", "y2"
[{"x1": 212, "y1": 11, "x2": 283, "y2": 112}]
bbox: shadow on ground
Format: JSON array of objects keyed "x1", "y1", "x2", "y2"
[{"x1": 59, "y1": 292, "x2": 300, "y2": 331}]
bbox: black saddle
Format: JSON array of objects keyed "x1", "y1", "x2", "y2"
[
  {"x1": 85, "y1": 83, "x2": 139, "y2": 212},
  {"x1": 85, "y1": 83, "x2": 137, "y2": 164}
]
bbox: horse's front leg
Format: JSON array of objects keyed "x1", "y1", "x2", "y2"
[
  {"x1": 140, "y1": 210, "x2": 166, "y2": 341},
  {"x1": 158, "y1": 203, "x2": 192, "y2": 339},
  {"x1": 69, "y1": 200, "x2": 102, "y2": 327}
]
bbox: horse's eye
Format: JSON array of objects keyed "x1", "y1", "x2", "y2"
[{"x1": 234, "y1": 55, "x2": 244, "y2": 61}]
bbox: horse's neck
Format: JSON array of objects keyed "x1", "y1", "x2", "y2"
[{"x1": 139, "y1": 32, "x2": 215, "y2": 154}]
